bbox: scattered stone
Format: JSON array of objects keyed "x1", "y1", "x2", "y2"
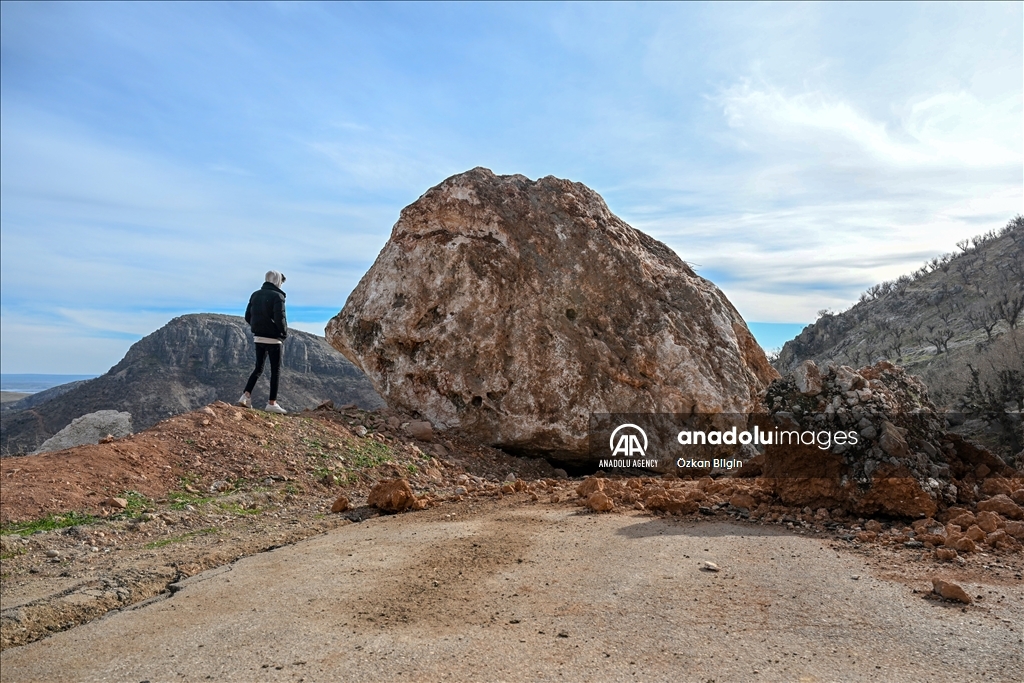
[
  {"x1": 976, "y1": 495, "x2": 1023, "y2": 520},
  {"x1": 353, "y1": 425, "x2": 368, "y2": 437},
  {"x1": 985, "y1": 529, "x2": 1018, "y2": 550},
  {"x1": 406, "y1": 421, "x2": 434, "y2": 442},
  {"x1": 504, "y1": 473, "x2": 518, "y2": 482},
  {"x1": 576, "y1": 477, "x2": 605, "y2": 497},
  {"x1": 1004, "y1": 520, "x2": 1024, "y2": 540},
  {"x1": 878, "y1": 421, "x2": 910, "y2": 459},
  {"x1": 864, "y1": 520, "x2": 883, "y2": 533},
  {"x1": 976, "y1": 511, "x2": 1002, "y2": 533},
  {"x1": 209, "y1": 480, "x2": 231, "y2": 493},
  {"x1": 702, "y1": 561, "x2": 720, "y2": 572},
  {"x1": 980, "y1": 478, "x2": 1014, "y2": 496},
  {"x1": 952, "y1": 536, "x2": 977, "y2": 553},
  {"x1": 367, "y1": 479, "x2": 416, "y2": 513},
  {"x1": 330, "y1": 495, "x2": 350, "y2": 513},
  {"x1": 103, "y1": 497, "x2": 128, "y2": 510},
  {"x1": 729, "y1": 492, "x2": 756, "y2": 511},
  {"x1": 935, "y1": 547, "x2": 957, "y2": 561},
  {"x1": 644, "y1": 491, "x2": 699, "y2": 515},
  {"x1": 586, "y1": 491, "x2": 614, "y2": 512},
  {"x1": 45, "y1": 549, "x2": 60, "y2": 558},
  {"x1": 931, "y1": 578, "x2": 972, "y2": 604},
  {"x1": 793, "y1": 360, "x2": 823, "y2": 396}
]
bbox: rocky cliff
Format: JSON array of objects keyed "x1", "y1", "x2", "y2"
[
  {"x1": 328, "y1": 168, "x2": 778, "y2": 463},
  {"x1": 0, "y1": 314, "x2": 382, "y2": 455}
]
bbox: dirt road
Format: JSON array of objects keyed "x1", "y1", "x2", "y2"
[{"x1": 2, "y1": 498, "x2": 1021, "y2": 682}]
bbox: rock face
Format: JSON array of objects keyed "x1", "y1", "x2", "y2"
[
  {"x1": 328, "y1": 168, "x2": 778, "y2": 462},
  {"x1": 1, "y1": 314, "x2": 383, "y2": 456},
  {"x1": 33, "y1": 410, "x2": 133, "y2": 454}
]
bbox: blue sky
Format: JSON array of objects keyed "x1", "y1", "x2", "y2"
[{"x1": 1, "y1": 2, "x2": 1021, "y2": 373}]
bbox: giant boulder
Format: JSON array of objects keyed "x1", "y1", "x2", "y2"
[{"x1": 328, "y1": 168, "x2": 778, "y2": 462}]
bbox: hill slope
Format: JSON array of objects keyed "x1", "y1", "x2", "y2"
[
  {"x1": 777, "y1": 217, "x2": 1022, "y2": 377},
  {"x1": 0, "y1": 314, "x2": 382, "y2": 455},
  {"x1": 775, "y1": 217, "x2": 1023, "y2": 457}
]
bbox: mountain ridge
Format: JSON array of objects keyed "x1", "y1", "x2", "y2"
[{"x1": 0, "y1": 313, "x2": 383, "y2": 455}]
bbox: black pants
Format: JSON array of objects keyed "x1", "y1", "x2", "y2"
[{"x1": 244, "y1": 343, "x2": 282, "y2": 401}]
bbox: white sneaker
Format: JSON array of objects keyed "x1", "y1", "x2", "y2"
[
  {"x1": 237, "y1": 394, "x2": 251, "y2": 408},
  {"x1": 264, "y1": 403, "x2": 287, "y2": 414}
]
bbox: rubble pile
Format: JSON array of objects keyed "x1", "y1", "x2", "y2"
[
  {"x1": 571, "y1": 475, "x2": 772, "y2": 516},
  {"x1": 763, "y1": 360, "x2": 1020, "y2": 518}
]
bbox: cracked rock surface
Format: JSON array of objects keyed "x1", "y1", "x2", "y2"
[{"x1": 328, "y1": 168, "x2": 777, "y2": 463}]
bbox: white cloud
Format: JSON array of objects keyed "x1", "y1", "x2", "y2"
[
  {"x1": 717, "y1": 80, "x2": 1021, "y2": 169},
  {"x1": 622, "y1": 76, "x2": 1022, "y2": 323}
]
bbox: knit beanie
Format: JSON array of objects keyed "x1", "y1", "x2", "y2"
[{"x1": 265, "y1": 271, "x2": 285, "y2": 287}]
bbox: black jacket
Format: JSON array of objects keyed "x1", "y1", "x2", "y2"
[{"x1": 245, "y1": 282, "x2": 288, "y2": 340}]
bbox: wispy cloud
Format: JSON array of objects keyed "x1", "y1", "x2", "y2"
[{"x1": 717, "y1": 79, "x2": 1021, "y2": 169}]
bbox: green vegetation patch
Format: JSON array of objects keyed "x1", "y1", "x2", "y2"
[
  {"x1": 111, "y1": 490, "x2": 151, "y2": 518},
  {"x1": 345, "y1": 439, "x2": 393, "y2": 469},
  {"x1": 168, "y1": 490, "x2": 215, "y2": 510},
  {"x1": 2, "y1": 511, "x2": 97, "y2": 537},
  {"x1": 215, "y1": 500, "x2": 262, "y2": 515}
]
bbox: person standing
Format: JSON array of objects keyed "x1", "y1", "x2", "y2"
[{"x1": 238, "y1": 270, "x2": 288, "y2": 413}]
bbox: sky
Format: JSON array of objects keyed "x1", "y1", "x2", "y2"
[{"x1": 1, "y1": 2, "x2": 1021, "y2": 374}]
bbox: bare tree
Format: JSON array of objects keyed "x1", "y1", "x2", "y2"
[
  {"x1": 925, "y1": 325, "x2": 956, "y2": 355},
  {"x1": 888, "y1": 326, "x2": 908, "y2": 358},
  {"x1": 954, "y1": 258, "x2": 972, "y2": 284},
  {"x1": 937, "y1": 303, "x2": 955, "y2": 326},
  {"x1": 968, "y1": 307, "x2": 1001, "y2": 341},
  {"x1": 997, "y1": 292, "x2": 1024, "y2": 329}
]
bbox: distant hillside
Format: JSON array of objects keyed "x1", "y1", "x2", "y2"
[
  {"x1": 0, "y1": 314, "x2": 383, "y2": 456},
  {"x1": 1, "y1": 380, "x2": 91, "y2": 415},
  {"x1": 775, "y1": 216, "x2": 1023, "y2": 455}
]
